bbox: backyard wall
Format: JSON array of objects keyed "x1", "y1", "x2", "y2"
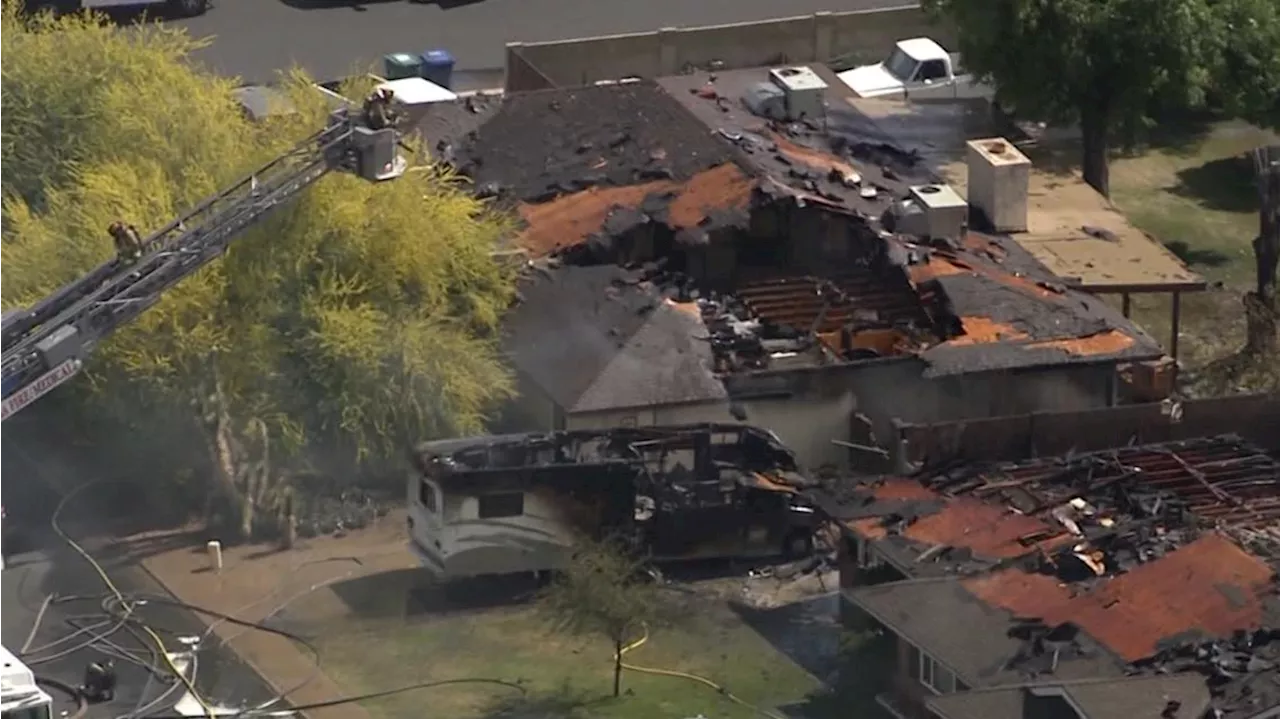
[
  {"x1": 504, "y1": 6, "x2": 954, "y2": 91},
  {"x1": 891, "y1": 393, "x2": 1280, "y2": 469}
]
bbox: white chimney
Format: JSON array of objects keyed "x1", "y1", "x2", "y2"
[
  {"x1": 768, "y1": 66, "x2": 827, "y2": 122},
  {"x1": 966, "y1": 138, "x2": 1031, "y2": 233}
]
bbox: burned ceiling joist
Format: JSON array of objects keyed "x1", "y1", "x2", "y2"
[
  {"x1": 826, "y1": 434, "x2": 1280, "y2": 717},
  {"x1": 820, "y1": 434, "x2": 1280, "y2": 577},
  {"x1": 417, "y1": 66, "x2": 1163, "y2": 393}
]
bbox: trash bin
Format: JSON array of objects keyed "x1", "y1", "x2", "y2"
[
  {"x1": 419, "y1": 49, "x2": 456, "y2": 90},
  {"x1": 383, "y1": 53, "x2": 423, "y2": 81}
]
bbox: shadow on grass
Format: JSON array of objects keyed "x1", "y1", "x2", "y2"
[
  {"x1": 789, "y1": 622, "x2": 896, "y2": 719},
  {"x1": 1172, "y1": 153, "x2": 1261, "y2": 213},
  {"x1": 729, "y1": 593, "x2": 842, "y2": 679},
  {"x1": 328, "y1": 570, "x2": 541, "y2": 620},
  {"x1": 1164, "y1": 239, "x2": 1232, "y2": 269},
  {"x1": 1122, "y1": 112, "x2": 1218, "y2": 157},
  {"x1": 478, "y1": 683, "x2": 612, "y2": 719},
  {"x1": 1022, "y1": 115, "x2": 1223, "y2": 179}
]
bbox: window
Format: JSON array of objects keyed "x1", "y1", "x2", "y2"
[
  {"x1": 418, "y1": 480, "x2": 437, "y2": 512},
  {"x1": 4, "y1": 704, "x2": 54, "y2": 719},
  {"x1": 883, "y1": 48, "x2": 919, "y2": 81},
  {"x1": 477, "y1": 492, "x2": 524, "y2": 519},
  {"x1": 918, "y1": 650, "x2": 958, "y2": 694},
  {"x1": 917, "y1": 59, "x2": 948, "y2": 82}
]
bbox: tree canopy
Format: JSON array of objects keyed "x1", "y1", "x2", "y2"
[
  {"x1": 1, "y1": 3, "x2": 517, "y2": 536},
  {"x1": 924, "y1": 0, "x2": 1280, "y2": 196}
]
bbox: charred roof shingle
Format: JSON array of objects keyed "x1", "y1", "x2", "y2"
[{"x1": 436, "y1": 82, "x2": 738, "y2": 203}]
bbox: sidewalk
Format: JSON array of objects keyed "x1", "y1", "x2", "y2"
[{"x1": 139, "y1": 511, "x2": 419, "y2": 719}]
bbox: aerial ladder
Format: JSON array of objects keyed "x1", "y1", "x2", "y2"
[{"x1": 1, "y1": 100, "x2": 407, "y2": 421}]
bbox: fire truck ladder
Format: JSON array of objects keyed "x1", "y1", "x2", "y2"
[{"x1": 1, "y1": 107, "x2": 406, "y2": 420}]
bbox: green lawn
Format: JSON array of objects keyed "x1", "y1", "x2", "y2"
[
  {"x1": 313, "y1": 599, "x2": 829, "y2": 719},
  {"x1": 1031, "y1": 121, "x2": 1278, "y2": 375},
  {"x1": 1111, "y1": 125, "x2": 1272, "y2": 283}
]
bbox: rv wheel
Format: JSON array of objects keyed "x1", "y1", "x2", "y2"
[{"x1": 783, "y1": 530, "x2": 814, "y2": 559}]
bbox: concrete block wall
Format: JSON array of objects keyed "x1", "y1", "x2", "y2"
[
  {"x1": 504, "y1": 6, "x2": 953, "y2": 91},
  {"x1": 891, "y1": 393, "x2": 1280, "y2": 469}
]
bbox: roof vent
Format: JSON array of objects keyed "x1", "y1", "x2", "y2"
[
  {"x1": 905, "y1": 184, "x2": 967, "y2": 240},
  {"x1": 767, "y1": 66, "x2": 827, "y2": 122}
]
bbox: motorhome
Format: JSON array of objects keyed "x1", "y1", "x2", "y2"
[
  {"x1": 1, "y1": 645, "x2": 53, "y2": 719},
  {"x1": 406, "y1": 424, "x2": 820, "y2": 581}
]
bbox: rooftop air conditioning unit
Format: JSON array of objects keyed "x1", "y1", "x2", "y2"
[
  {"x1": 908, "y1": 184, "x2": 968, "y2": 240},
  {"x1": 768, "y1": 66, "x2": 827, "y2": 122}
]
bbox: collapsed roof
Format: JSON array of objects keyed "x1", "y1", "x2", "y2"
[
  {"x1": 413, "y1": 72, "x2": 1164, "y2": 406},
  {"x1": 826, "y1": 435, "x2": 1280, "y2": 717}
]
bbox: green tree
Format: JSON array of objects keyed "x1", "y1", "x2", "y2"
[
  {"x1": 1, "y1": 4, "x2": 516, "y2": 537},
  {"x1": 1211, "y1": 0, "x2": 1280, "y2": 130},
  {"x1": 537, "y1": 537, "x2": 661, "y2": 698},
  {"x1": 923, "y1": 0, "x2": 1226, "y2": 197}
]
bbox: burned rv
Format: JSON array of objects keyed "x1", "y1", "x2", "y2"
[{"x1": 406, "y1": 423, "x2": 820, "y2": 580}]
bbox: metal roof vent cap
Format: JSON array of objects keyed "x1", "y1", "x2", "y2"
[
  {"x1": 907, "y1": 184, "x2": 968, "y2": 240},
  {"x1": 767, "y1": 66, "x2": 827, "y2": 122}
]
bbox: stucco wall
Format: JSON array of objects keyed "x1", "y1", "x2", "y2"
[
  {"x1": 727, "y1": 359, "x2": 1117, "y2": 470},
  {"x1": 505, "y1": 6, "x2": 956, "y2": 91},
  {"x1": 503, "y1": 359, "x2": 1116, "y2": 472}
]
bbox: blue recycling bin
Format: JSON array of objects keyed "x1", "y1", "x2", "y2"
[{"x1": 419, "y1": 49, "x2": 456, "y2": 90}]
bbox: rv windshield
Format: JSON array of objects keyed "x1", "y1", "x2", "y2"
[
  {"x1": 3, "y1": 704, "x2": 54, "y2": 719},
  {"x1": 883, "y1": 47, "x2": 920, "y2": 82}
]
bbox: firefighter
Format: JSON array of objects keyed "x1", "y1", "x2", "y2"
[
  {"x1": 123, "y1": 224, "x2": 144, "y2": 257},
  {"x1": 81, "y1": 659, "x2": 117, "y2": 703},
  {"x1": 108, "y1": 221, "x2": 143, "y2": 262},
  {"x1": 362, "y1": 87, "x2": 398, "y2": 131}
]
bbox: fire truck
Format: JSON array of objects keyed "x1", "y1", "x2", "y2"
[
  {"x1": 0, "y1": 645, "x2": 53, "y2": 719},
  {"x1": 2, "y1": 98, "x2": 406, "y2": 422}
]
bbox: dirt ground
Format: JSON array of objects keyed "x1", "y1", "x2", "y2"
[{"x1": 139, "y1": 508, "x2": 419, "y2": 719}]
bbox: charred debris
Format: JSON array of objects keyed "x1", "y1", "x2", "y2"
[
  {"x1": 821, "y1": 434, "x2": 1280, "y2": 579},
  {"x1": 415, "y1": 423, "x2": 822, "y2": 560},
  {"x1": 425, "y1": 75, "x2": 1155, "y2": 380},
  {"x1": 822, "y1": 434, "x2": 1280, "y2": 716}
]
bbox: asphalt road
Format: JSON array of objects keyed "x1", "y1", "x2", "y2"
[
  {"x1": 2, "y1": 536, "x2": 282, "y2": 718},
  {"x1": 167, "y1": 0, "x2": 903, "y2": 88},
  {"x1": 0, "y1": 429, "x2": 277, "y2": 716}
]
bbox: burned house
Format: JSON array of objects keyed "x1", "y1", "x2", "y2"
[
  {"x1": 809, "y1": 435, "x2": 1280, "y2": 719},
  {"x1": 414, "y1": 71, "x2": 1171, "y2": 470},
  {"x1": 405, "y1": 423, "x2": 819, "y2": 580}
]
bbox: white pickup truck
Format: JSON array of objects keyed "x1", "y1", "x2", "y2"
[{"x1": 837, "y1": 37, "x2": 994, "y2": 101}]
